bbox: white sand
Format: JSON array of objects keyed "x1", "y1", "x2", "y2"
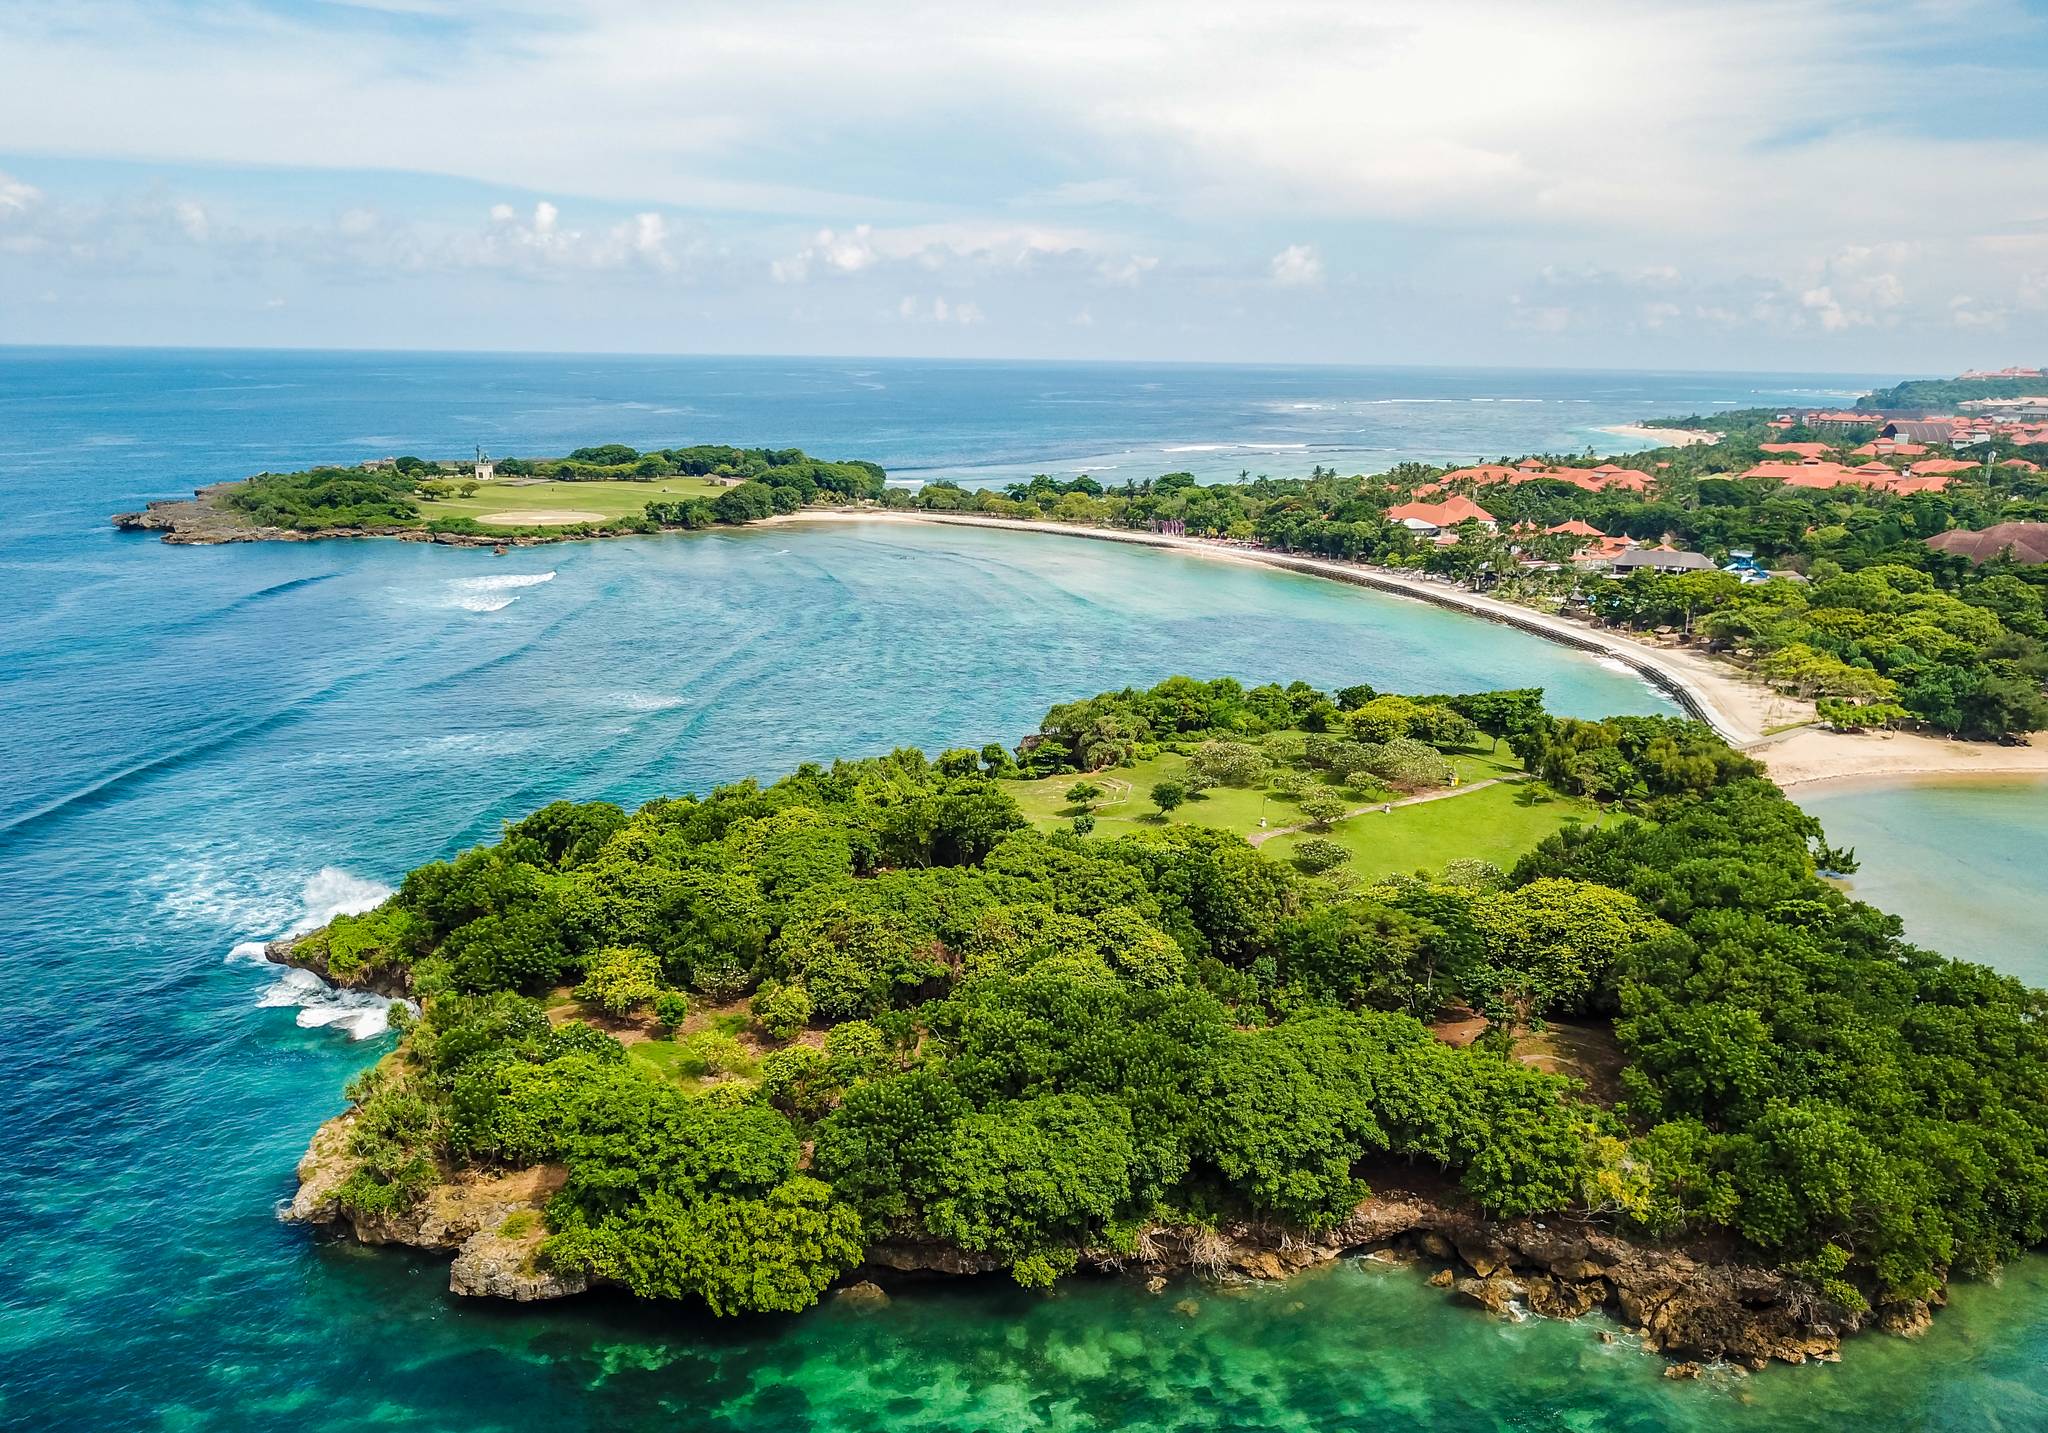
[
  {"x1": 772, "y1": 509, "x2": 2044, "y2": 791},
  {"x1": 475, "y1": 509, "x2": 604, "y2": 526},
  {"x1": 1597, "y1": 424, "x2": 1720, "y2": 447}
]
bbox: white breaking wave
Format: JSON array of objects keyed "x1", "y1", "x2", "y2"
[
  {"x1": 444, "y1": 570, "x2": 556, "y2": 613},
  {"x1": 613, "y1": 691, "x2": 689, "y2": 712},
  {"x1": 227, "y1": 867, "x2": 408, "y2": 1040},
  {"x1": 1160, "y1": 443, "x2": 1233, "y2": 453},
  {"x1": 256, "y1": 967, "x2": 397, "y2": 1040}
]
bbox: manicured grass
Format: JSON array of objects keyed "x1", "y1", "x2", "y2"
[
  {"x1": 1007, "y1": 736, "x2": 1595, "y2": 881},
  {"x1": 423, "y1": 477, "x2": 725, "y2": 527},
  {"x1": 1263, "y1": 779, "x2": 1598, "y2": 881}
]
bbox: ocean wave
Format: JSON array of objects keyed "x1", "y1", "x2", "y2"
[
  {"x1": 256, "y1": 967, "x2": 399, "y2": 1040},
  {"x1": 230, "y1": 867, "x2": 404, "y2": 1040},
  {"x1": 614, "y1": 691, "x2": 690, "y2": 711},
  {"x1": 1161, "y1": 444, "x2": 1233, "y2": 453},
  {"x1": 444, "y1": 570, "x2": 556, "y2": 613}
]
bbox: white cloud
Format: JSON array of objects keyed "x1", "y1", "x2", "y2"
[
  {"x1": 1097, "y1": 253, "x2": 1157, "y2": 286},
  {"x1": 1269, "y1": 243, "x2": 1323, "y2": 288},
  {"x1": 897, "y1": 294, "x2": 984, "y2": 324},
  {"x1": 1, "y1": 172, "x2": 44, "y2": 213}
]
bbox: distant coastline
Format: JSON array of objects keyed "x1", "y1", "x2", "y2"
[{"x1": 770, "y1": 509, "x2": 2048, "y2": 793}]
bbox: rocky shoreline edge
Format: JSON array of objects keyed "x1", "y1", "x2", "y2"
[
  {"x1": 283, "y1": 1103, "x2": 1897, "y2": 1373},
  {"x1": 269, "y1": 940, "x2": 1912, "y2": 1374},
  {"x1": 113, "y1": 485, "x2": 572, "y2": 547}
]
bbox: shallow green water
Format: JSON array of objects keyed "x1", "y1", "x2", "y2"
[{"x1": 1798, "y1": 778, "x2": 2048, "y2": 987}]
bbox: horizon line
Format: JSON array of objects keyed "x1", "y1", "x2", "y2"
[{"x1": 0, "y1": 341, "x2": 1912, "y2": 383}]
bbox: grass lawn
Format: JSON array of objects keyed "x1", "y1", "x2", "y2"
[
  {"x1": 1007, "y1": 737, "x2": 1597, "y2": 881},
  {"x1": 422, "y1": 476, "x2": 726, "y2": 528},
  {"x1": 1263, "y1": 779, "x2": 1598, "y2": 881}
]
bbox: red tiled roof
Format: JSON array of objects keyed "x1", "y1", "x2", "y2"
[
  {"x1": 1386, "y1": 495, "x2": 1496, "y2": 527},
  {"x1": 1740, "y1": 458, "x2": 1950, "y2": 493},
  {"x1": 1908, "y1": 458, "x2": 1977, "y2": 476},
  {"x1": 1544, "y1": 519, "x2": 1605, "y2": 537}
]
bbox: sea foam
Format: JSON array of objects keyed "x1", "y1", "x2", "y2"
[
  {"x1": 443, "y1": 571, "x2": 556, "y2": 613},
  {"x1": 230, "y1": 867, "x2": 407, "y2": 1040}
]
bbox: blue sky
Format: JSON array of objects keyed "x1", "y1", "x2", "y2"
[{"x1": 3, "y1": 0, "x2": 2048, "y2": 369}]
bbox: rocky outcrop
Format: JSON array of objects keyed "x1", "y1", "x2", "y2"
[
  {"x1": 284, "y1": 1110, "x2": 581, "y2": 1300},
  {"x1": 265, "y1": 935, "x2": 412, "y2": 1000},
  {"x1": 290, "y1": 1123, "x2": 1869, "y2": 1369},
  {"x1": 869, "y1": 1182, "x2": 1861, "y2": 1369}
]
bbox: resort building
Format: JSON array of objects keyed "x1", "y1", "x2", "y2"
[
  {"x1": 1926, "y1": 523, "x2": 2048, "y2": 565},
  {"x1": 1384, "y1": 495, "x2": 1497, "y2": 536}
]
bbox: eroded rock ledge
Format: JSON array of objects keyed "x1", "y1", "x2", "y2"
[
  {"x1": 112, "y1": 485, "x2": 555, "y2": 547},
  {"x1": 286, "y1": 1107, "x2": 1885, "y2": 1369}
]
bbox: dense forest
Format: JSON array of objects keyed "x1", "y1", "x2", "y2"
[
  {"x1": 1857, "y1": 376, "x2": 2047, "y2": 411},
  {"x1": 890, "y1": 415, "x2": 2048, "y2": 738},
  {"x1": 222, "y1": 445, "x2": 886, "y2": 534},
  {"x1": 303, "y1": 676, "x2": 2048, "y2": 1324}
]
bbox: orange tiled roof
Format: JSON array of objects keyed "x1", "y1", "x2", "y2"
[{"x1": 1386, "y1": 495, "x2": 1497, "y2": 527}]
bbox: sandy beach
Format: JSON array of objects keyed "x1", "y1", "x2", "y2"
[
  {"x1": 1597, "y1": 423, "x2": 1720, "y2": 447},
  {"x1": 777, "y1": 509, "x2": 2048, "y2": 792}
]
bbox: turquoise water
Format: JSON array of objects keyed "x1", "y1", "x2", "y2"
[
  {"x1": 3, "y1": 350, "x2": 2044, "y2": 1430},
  {"x1": 1797, "y1": 779, "x2": 2048, "y2": 988}
]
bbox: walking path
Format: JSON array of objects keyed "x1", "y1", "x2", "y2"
[
  {"x1": 1246, "y1": 778, "x2": 1505, "y2": 847},
  {"x1": 777, "y1": 510, "x2": 2048, "y2": 793}
]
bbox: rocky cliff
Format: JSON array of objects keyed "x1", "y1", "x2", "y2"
[{"x1": 287, "y1": 1111, "x2": 1881, "y2": 1369}]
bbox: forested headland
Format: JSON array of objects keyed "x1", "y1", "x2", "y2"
[
  {"x1": 285, "y1": 676, "x2": 2048, "y2": 1364},
  {"x1": 114, "y1": 445, "x2": 887, "y2": 543}
]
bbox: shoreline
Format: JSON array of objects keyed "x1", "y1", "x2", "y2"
[
  {"x1": 283, "y1": 1096, "x2": 1863, "y2": 1368},
  {"x1": 1595, "y1": 423, "x2": 1720, "y2": 447},
  {"x1": 772, "y1": 509, "x2": 2048, "y2": 792}
]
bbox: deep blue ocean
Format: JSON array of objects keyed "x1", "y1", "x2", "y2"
[{"x1": 3, "y1": 349, "x2": 2045, "y2": 1431}]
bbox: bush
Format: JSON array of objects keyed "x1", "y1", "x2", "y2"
[
  {"x1": 672, "y1": 1030, "x2": 755, "y2": 1079},
  {"x1": 1298, "y1": 791, "x2": 1349, "y2": 830},
  {"x1": 752, "y1": 981, "x2": 814, "y2": 1040},
  {"x1": 1190, "y1": 740, "x2": 1268, "y2": 787},
  {"x1": 575, "y1": 945, "x2": 664, "y2": 1015},
  {"x1": 1292, "y1": 839, "x2": 1352, "y2": 874},
  {"x1": 1365, "y1": 738, "x2": 1455, "y2": 792},
  {"x1": 653, "y1": 991, "x2": 691, "y2": 1030},
  {"x1": 1071, "y1": 814, "x2": 1096, "y2": 836}
]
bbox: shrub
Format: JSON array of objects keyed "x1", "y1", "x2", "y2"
[
  {"x1": 1071, "y1": 814, "x2": 1096, "y2": 836},
  {"x1": 1292, "y1": 839, "x2": 1352, "y2": 874},
  {"x1": 575, "y1": 945, "x2": 664, "y2": 1015},
  {"x1": 1190, "y1": 740, "x2": 1268, "y2": 787},
  {"x1": 653, "y1": 991, "x2": 691, "y2": 1031},
  {"x1": 1298, "y1": 791, "x2": 1349, "y2": 830},
  {"x1": 672, "y1": 1030, "x2": 755, "y2": 1079},
  {"x1": 752, "y1": 981, "x2": 814, "y2": 1040}
]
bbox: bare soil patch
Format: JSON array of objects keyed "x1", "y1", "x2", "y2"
[{"x1": 474, "y1": 508, "x2": 604, "y2": 526}]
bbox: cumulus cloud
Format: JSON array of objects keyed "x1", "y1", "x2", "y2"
[
  {"x1": 1269, "y1": 243, "x2": 1323, "y2": 287},
  {"x1": 3, "y1": 1, "x2": 2047, "y2": 360}
]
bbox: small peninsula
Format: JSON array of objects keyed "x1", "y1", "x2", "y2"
[
  {"x1": 282, "y1": 677, "x2": 2048, "y2": 1371},
  {"x1": 113, "y1": 444, "x2": 888, "y2": 545}
]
